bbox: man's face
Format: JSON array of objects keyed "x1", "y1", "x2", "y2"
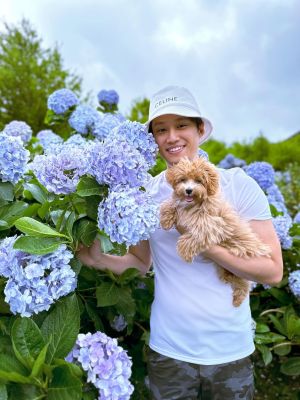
[{"x1": 151, "y1": 114, "x2": 203, "y2": 166}]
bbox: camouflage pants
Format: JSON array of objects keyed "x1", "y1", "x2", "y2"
[{"x1": 147, "y1": 348, "x2": 254, "y2": 400}]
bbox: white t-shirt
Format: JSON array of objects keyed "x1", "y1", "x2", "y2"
[{"x1": 145, "y1": 166, "x2": 271, "y2": 365}]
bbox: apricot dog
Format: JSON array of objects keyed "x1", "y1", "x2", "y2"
[{"x1": 160, "y1": 157, "x2": 271, "y2": 307}]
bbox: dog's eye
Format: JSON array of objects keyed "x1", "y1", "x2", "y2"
[
  {"x1": 195, "y1": 179, "x2": 202, "y2": 184},
  {"x1": 178, "y1": 178, "x2": 186, "y2": 183}
]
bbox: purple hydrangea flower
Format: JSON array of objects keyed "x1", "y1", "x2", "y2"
[
  {"x1": 98, "y1": 187, "x2": 159, "y2": 246},
  {"x1": 0, "y1": 135, "x2": 30, "y2": 184},
  {"x1": 3, "y1": 120, "x2": 32, "y2": 143},
  {"x1": 47, "y1": 88, "x2": 79, "y2": 115},
  {"x1": 92, "y1": 113, "x2": 125, "y2": 140},
  {"x1": 108, "y1": 121, "x2": 158, "y2": 168},
  {"x1": 89, "y1": 138, "x2": 150, "y2": 188},
  {"x1": 266, "y1": 184, "x2": 287, "y2": 215},
  {"x1": 245, "y1": 161, "x2": 275, "y2": 191},
  {"x1": 31, "y1": 147, "x2": 91, "y2": 194},
  {"x1": 218, "y1": 154, "x2": 246, "y2": 169},
  {"x1": 64, "y1": 134, "x2": 87, "y2": 148},
  {"x1": 275, "y1": 171, "x2": 291, "y2": 184},
  {"x1": 37, "y1": 129, "x2": 64, "y2": 153},
  {"x1": 66, "y1": 331, "x2": 134, "y2": 400},
  {"x1": 69, "y1": 105, "x2": 102, "y2": 135},
  {"x1": 272, "y1": 214, "x2": 293, "y2": 249},
  {"x1": 288, "y1": 270, "x2": 300, "y2": 299},
  {"x1": 97, "y1": 89, "x2": 119, "y2": 106},
  {"x1": 0, "y1": 237, "x2": 76, "y2": 317},
  {"x1": 111, "y1": 315, "x2": 127, "y2": 332}
]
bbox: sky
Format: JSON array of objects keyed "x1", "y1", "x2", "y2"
[{"x1": 1, "y1": 0, "x2": 300, "y2": 144}]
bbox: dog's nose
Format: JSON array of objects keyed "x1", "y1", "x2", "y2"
[{"x1": 186, "y1": 188, "x2": 193, "y2": 195}]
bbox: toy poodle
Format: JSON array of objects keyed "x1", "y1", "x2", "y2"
[{"x1": 160, "y1": 157, "x2": 271, "y2": 307}]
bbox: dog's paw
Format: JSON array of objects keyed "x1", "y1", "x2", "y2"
[
  {"x1": 160, "y1": 216, "x2": 174, "y2": 230},
  {"x1": 177, "y1": 237, "x2": 195, "y2": 263}
]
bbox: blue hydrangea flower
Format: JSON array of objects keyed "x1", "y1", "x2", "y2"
[
  {"x1": 218, "y1": 154, "x2": 246, "y2": 169},
  {"x1": 48, "y1": 89, "x2": 79, "y2": 115},
  {"x1": 31, "y1": 147, "x2": 91, "y2": 194},
  {"x1": 272, "y1": 214, "x2": 293, "y2": 249},
  {"x1": 64, "y1": 134, "x2": 87, "y2": 148},
  {"x1": 288, "y1": 270, "x2": 300, "y2": 299},
  {"x1": 69, "y1": 105, "x2": 102, "y2": 135},
  {"x1": 0, "y1": 135, "x2": 30, "y2": 184},
  {"x1": 66, "y1": 331, "x2": 134, "y2": 400},
  {"x1": 98, "y1": 187, "x2": 159, "y2": 246},
  {"x1": 266, "y1": 184, "x2": 287, "y2": 215},
  {"x1": 245, "y1": 161, "x2": 275, "y2": 191},
  {"x1": 111, "y1": 315, "x2": 127, "y2": 332},
  {"x1": 97, "y1": 89, "x2": 119, "y2": 105},
  {"x1": 37, "y1": 129, "x2": 64, "y2": 153},
  {"x1": 89, "y1": 138, "x2": 150, "y2": 188},
  {"x1": 198, "y1": 148, "x2": 209, "y2": 160},
  {"x1": 3, "y1": 120, "x2": 32, "y2": 143},
  {"x1": 275, "y1": 171, "x2": 291, "y2": 184},
  {"x1": 108, "y1": 121, "x2": 158, "y2": 168},
  {"x1": 0, "y1": 237, "x2": 76, "y2": 317},
  {"x1": 92, "y1": 113, "x2": 125, "y2": 140},
  {"x1": 294, "y1": 211, "x2": 300, "y2": 224}
]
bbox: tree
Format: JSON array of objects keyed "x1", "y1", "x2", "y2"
[
  {"x1": 127, "y1": 97, "x2": 149, "y2": 123},
  {"x1": 0, "y1": 19, "x2": 82, "y2": 133}
]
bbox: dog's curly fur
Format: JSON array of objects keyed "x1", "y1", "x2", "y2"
[{"x1": 160, "y1": 157, "x2": 271, "y2": 307}]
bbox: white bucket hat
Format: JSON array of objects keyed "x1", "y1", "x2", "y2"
[{"x1": 147, "y1": 85, "x2": 213, "y2": 144}]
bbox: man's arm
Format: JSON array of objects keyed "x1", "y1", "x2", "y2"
[
  {"x1": 76, "y1": 239, "x2": 152, "y2": 276},
  {"x1": 202, "y1": 219, "x2": 283, "y2": 285}
]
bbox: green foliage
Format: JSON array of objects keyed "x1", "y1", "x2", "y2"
[
  {"x1": 0, "y1": 19, "x2": 82, "y2": 133},
  {"x1": 127, "y1": 98, "x2": 150, "y2": 123}
]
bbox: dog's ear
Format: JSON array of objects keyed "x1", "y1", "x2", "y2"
[
  {"x1": 165, "y1": 157, "x2": 190, "y2": 186},
  {"x1": 204, "y1": 163, "x2": 219, "y2": 196}
]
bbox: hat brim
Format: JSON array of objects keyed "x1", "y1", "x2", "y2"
[{"x1": 146, "y1": 106, "x2": 213, "y2": 145}]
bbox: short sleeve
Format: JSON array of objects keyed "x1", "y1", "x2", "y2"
[{"x1": 230, "y1": 168, "x2": 272, "y2": 221}]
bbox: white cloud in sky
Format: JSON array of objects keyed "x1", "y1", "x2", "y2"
[{"x1": 0, "y1": 0, "x2": 299, "y2": 143}]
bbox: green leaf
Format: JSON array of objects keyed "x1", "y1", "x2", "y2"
[
  {"x1": 41, "y1": 294, "x2": 80, "y2": 363},
  {"x1": 66, "y1": 211, "x2": 76, "y2": 239},
  {"x1": 0, "y1": 384, "x2": 7, "y2": 400},
  {"x1": 13, "y1": 236, "x2": 63, "y2": 255},
  {"x1": 280, "y1": 357, "x2": 300, "y2": 376},
  {"x1": 254, "y1": 332, "x2": 285, "y2": 344},
  {"x1": 268, "y1": 287, "x2": 291, "y2": 305},
  {"x1": 11, "y1": 318, "x2": 45, "y2": 369},
  {"x1": 99, "y1": 233, "x2": 114, "y2": 253},
  {"x1": 284, "y1": 306, "x2": 300, "y2": 340},
  {"x1": 256, "y1": 344, "x2": 272, "y2": 365},
  {"x1": 23, "y1": 183, "x2": 48, "y2": 204},
  {"x1": 77, "y1": 176, "x2": 106, "y2": 197},
  {"x1": 85, "y1": 302, "x2": 104, "y2": 331},
  {"x1": 0, "y1": 370, "x2": 32, "y2": 384},
  {"x1": 118, "y1": 268, "x2": 141, "y2": 285},
  {"x1": 30, "y1": 342, "x2": 49, "y2": 378},
  {"x1": 96, "y1": 282, "x2": 119, "y2": 307},
  {"x1": 0, "y1": 182, "x2": 14, "y2": 201},
  {"x1": 0, "y1": 201, "x2": 29, "y2": 230},
  {"x1": 47, "y1": 365, "x2": 82, "y2": 400},
  {"x1": 0, "y1": 353, "x2": 29, "y2": 376},
  {"x1": 274, "y1": 343, "x2": 291, "y2": 356},
  {"x1": 255, "y1": 322, "x2": 270, "y2": 333},
  {"x1": 268, "y1": 314, "x2": 287, "y2": 336},
  {"x1": 74, "y1": 219, "x2": 97, "y2": 246},
  {"x1": 15, "y1": 217, "x2": 68, "y2": 238}
]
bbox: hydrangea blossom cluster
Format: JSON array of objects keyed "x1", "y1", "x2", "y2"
[
  {"x1": 266, "y1": 184, "x2": 287, "y2": 215},
  {"x1": 2, "y1": 120, "x2": 32, "y2": 143},
  {"x1": 0, "y1": 237, "x2": 76, "y2": 317},
  {"x1": 69, "y1": 105, "x2": 102, "y2": 135},
  {"x1": 245, "y1": 161, "x2": 275, "y2": 191},
  {"x1": 288, "y1": 270, "x2": 300, "y2": 299},
  {"x1": 97, "y1": 89, "x2": 119, "y2": 106},
  {"x1": 108, "y1": 121, "x2": 158, "y2": 168},
  {"x1": 92, "y1": 113, "x2": 125, "y2": 140},
  {"x1": 111, "y1": 315, "x2": 127, "y2": 332},
  {"x1": 65, "y1": 331, "x2": 134, "y2": 400},
  {"x1": 89, "y1": 139, "x2": 150, "y2": 188},
  {"x1": 64, "y1": 133, "x2": 87, "y2": 148},
  {"x1": 218, "y1": 154, "x2": 246, "y2": 169},
  {"x1": 272, "y1": 215, "x2": 293, "y2": 249},
  {"x1": 37, "y1": 129, "x2": 64, "y2": 153},
  {"x1": 98, "y1": 187, "x2": 159, "y2": 246},
  {"x1": 31, "y1": 147, "x2": 91, "y2": 194},
  {"x1": 0, "y1": 135, "x2": 30, "y2": 184},
  {"x1": 275, "y1": 170, "x2": 291, "y2": 184},
  {"x1": 47, "y1": 88, "x2": 79, "y2": 115}
]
